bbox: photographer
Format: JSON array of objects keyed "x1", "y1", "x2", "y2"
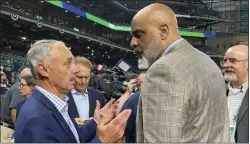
[{"x1": 115, "y1": 79, "x2": 137, "y2": 116}]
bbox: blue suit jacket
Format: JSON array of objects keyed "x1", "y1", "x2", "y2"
[
  {"x1": 120, "y1": 91, "x2": 140, "y2": 143},
  {"x1": 68, "y1": 87, "x2": 106, "y2": 119},
  {"x1": 14, "y1": 89, "x2": 101, "y2": 143}
]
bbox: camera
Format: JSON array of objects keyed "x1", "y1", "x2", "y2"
[{"x1": 90, "y1": 59, "x2": 138, "y2": 99}]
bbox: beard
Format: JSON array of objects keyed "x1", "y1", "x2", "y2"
[
  {"x1": 143, "y1": 36, "x2": 162, "y2": 66},
  {"x1": 138, "y1": 55, "x2": 149, "y2": 69},
  {"x1": 224, "y1": 72, "x2": 238, "y2": 83}
]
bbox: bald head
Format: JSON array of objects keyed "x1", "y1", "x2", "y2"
[
  {"x1": 130, "y1": 3, "x2": 181, "y2": 66},
  {"x1": 226, "y1": 45, "x2": 248, "y2": 59},
  {"x1": 132, "y1": 3, "x2": 179, "y2": 35},
  {"x1": 20, "y1": 68, "x2": 32, "y2": 78}
]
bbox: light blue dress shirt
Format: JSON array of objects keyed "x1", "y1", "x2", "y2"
[
  {"x1": 71, "y1": 89, "x2": 89, "y2": 120},
  {"x1": 161, "y1": 38, "x2": 184, "y2": 57}
]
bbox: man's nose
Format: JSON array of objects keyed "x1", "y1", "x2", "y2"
[
  {"x1": 223, "y1": 60, "x2": 231, "y2": 68},
  {"x1": 130, "y1": 37, "x2": 138, "y2": 49},
  {"x1": 81, "y1": 78, "x2": 87, "y2": 84}
]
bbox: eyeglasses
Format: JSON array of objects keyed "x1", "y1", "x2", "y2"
[
  {"x1": 19, "y1": 83, "x2": 28, "y2": 88},
  {"x1": 220, "y1": 58, "x2": 248, "y2": 66}
]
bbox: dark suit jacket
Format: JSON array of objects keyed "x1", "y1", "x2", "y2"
[
  {"x1": 68, "y1": 87, "x2": 106, "y2": 119},
  {"x1": 14, "y1": 89, "x2": 101, "y2": 143},
  {"x1": 235, "y1": 89, "x2": 249, "y2": 143},
  {"x1": 120, "y1": 91, "x2": 140, "y2": 143}
]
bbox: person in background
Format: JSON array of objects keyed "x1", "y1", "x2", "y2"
[
  {"x1": 120, "y1": 72, "x2": 145, "y2": 143},
  {"x1": 13, "y1": 60, "x2": 21, "y2": 82},
  {"x1": 68, "y1": 56, "x2": 106, "y2": 127},
  {"x1": 130, "y1": 3, "x2": 229, "y2": 142},
  {"x1": 115, "y1": 78, "x2": 138, "y2": 116},
  {"x1": 3, "y1": 60, "x2": 14, "y2": 83},
  {"x1": 222, "y1": 45, "x2": 249, "y2": 143},
  {"x1": 0, "y1": 73, "x2": 8, "y2": 99},
  {"x1": 16, "y1": 74, "x2": 35, "y2": 118},
  {"x1": 1, "y1": 68, "x2": 31, "y2": 126},
  {"x1": 1, "y1": 68, "x2": 31, "y2": 143}
]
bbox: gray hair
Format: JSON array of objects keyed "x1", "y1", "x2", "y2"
[
  {"x1": 26, "y1": 40, "x2": 64, "y2": 79},
  {"x1": 21, "y1": 74, "x2": 36, "y2": 87}
]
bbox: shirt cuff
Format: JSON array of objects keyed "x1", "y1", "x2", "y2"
[{"x1": 93, "y1": 118, "x2": 98, "y2": 124}]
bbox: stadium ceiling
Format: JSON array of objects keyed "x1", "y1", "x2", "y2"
[
  {"x1": 44, "y1": 0, "x2": 217, "y2": 38},
  {"x1": 62, "y1": 0, "x2": 228, "y2": 25},
  {"x1": 0, "y1": 14, "x2": 138, "y2": 67}
]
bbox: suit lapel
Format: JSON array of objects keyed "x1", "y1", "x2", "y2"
[
  {"x1": 33, "y1": 89, "x2": 77, "y2": 143},
  {"x1": 87, "y1": 88, "x2": 95, "y2": 117},
  {"x1": 236, "y1": 89, "x2": 249, "y2": 127},
  {"x1": 67, "y1": 92, "x2": 80, "y2": 118},
  {"x1": 69, "y1": 114, "x2": 84, "y2": 142}
]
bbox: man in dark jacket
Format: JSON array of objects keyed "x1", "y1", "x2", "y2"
[
  {"x1": 68, "y1": 56, "x2": 106, "y2": 126},
  {"x1": 15, "y1": 40, "x2": 131, "y2": 143}
]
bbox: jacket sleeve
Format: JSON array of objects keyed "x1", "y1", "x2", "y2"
[{"x1": 79, "y1": 119, "x2": 102, "y2": 143}]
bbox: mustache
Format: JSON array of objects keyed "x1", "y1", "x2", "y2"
[
  {"x1": 224, "y1": 68, "x2": 234, "y2": 72},
  {"x1": 224, "y1": 70, "x2": 234, "y2": 73}
]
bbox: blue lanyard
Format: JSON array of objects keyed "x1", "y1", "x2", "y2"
[{"x1": 161, "y1": 38, "x2": 184, "y2": 57}]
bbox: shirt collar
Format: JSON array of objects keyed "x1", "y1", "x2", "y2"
[
  {"x1": 71, "y1": 88, "x2": 88, "y2": 96},
  {"x1": 35, "y1": 86, "x2": 69, "y2": 112},
  {"x1": 161, "y1": 38, "x2": 184, "y2": 57},
  {"x1": 228, "y1": 81, "x2": 249, "y2": 93}
]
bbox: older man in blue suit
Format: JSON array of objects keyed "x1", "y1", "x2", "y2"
[{"x1": 14, "y1": 40, "x2": 131, "y2": 143}]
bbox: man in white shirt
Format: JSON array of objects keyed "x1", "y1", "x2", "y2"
[{"x1": 222, "y1": 45, "x2": 249, "y2": 143}]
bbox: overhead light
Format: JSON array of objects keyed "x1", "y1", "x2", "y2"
[
  {"x1": 67, "y1": 1, "x2": 70, "y2": 3},
  {"x1": 103, "y1": 55, "x2": 104, "y2": 57},
  {"x1": 41, "y1": 0, "x2": 43, "y2": 3},
  {"x1": 87, "y1": 46, "x2": 90, "y2": 49},
  {"x1": 68, "y1": 47, "x2": 71, "y2": 50},
  {"x1": 91, "y1": 53, "x2": 94, "y2": 56},
  {"x1": 92, "y1": 50, "x2": 94, "y2": 52},
  {"x1": 65, "y1": 10, "x2": 68, "y2": 12},
  {"x1": 108, "y1": 56, "x2": 110, "y2": 59},
  {"x1": 21, "y1": 37, "x2": 26, "y2": 40},
  {"x1": 77, "y1": 15, "x2": 80, "y2": 18},
  {"x1": 105, "y1": 52, "x2": 107, "y2": 53}
]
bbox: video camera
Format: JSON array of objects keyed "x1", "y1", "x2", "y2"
[{"x1": 90, "y1": 59, "x2": 138, "y2": 99}]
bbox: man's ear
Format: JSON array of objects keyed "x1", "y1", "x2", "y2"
[
  {"x1": 37, "y1": 63, "x2": 49, "y2": 78},
  {"x1": 160, "y1": 24, "x2": 169, "y2": 40}
]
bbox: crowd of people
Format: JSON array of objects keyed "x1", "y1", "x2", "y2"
[{"x1": 0, "y1": 3, "x2": 249, "y2": 143}]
